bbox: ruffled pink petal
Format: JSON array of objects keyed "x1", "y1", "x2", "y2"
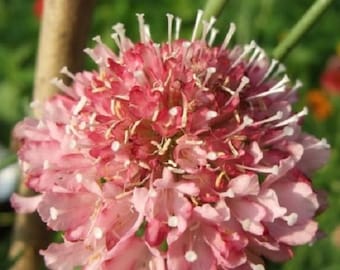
[{"x1": 104, "y1": 236, "x2": 165, "y2": 270}]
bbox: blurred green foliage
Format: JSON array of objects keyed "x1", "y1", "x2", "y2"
[{"x1": 1, "y1": 0, "x2": 340, "y2": 269}]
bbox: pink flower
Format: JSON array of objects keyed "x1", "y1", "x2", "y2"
[{"x1": 12, "y1": 11, "x2": 329, "y2": 269}]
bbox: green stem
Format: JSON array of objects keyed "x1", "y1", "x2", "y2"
[
  {"x1": 202, "y1": 0, "x2": 228, "y2": 20},
  {"x1": 273, "y1": 0, "x2": 334, "y2": 61},
  {"x1": 0, "y1": 153, "x2": 17, "y2": 171}
]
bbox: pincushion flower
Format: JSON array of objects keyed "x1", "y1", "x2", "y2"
[{"x1": 12, "y1": 11, "x2": 330, "y2": 270}]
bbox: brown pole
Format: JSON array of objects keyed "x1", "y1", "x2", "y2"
[{"x1": 9, "y1": 1, "x2": 95, "y2": 269}]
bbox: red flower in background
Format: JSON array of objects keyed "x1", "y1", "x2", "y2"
[
  {"x1": 33, "y1": 0, "x2": 43, "y2": 19},
  {"x1": 321, "y1": 56, "x2": 340, "y2": 94},
  {"x1": 306, "y1": 89, "x2": 332, "y2": 121}
]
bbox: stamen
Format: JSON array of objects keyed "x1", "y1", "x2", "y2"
[
  {"x1": 60, "y1": 66, "x2": 75, "y2": 80},
  {"x1": 112, "y1": 23, "x2": 126, "y2": 46},
  {"x1": 240, "y1": 219, "x2": 252, "y2": 231},
  {"x1": 43, "y1": 160, "x2": 50, "y2": 170},
  {"x1": 144, "y1": 24, "x2": 151, "y2": 42},
  {"x1": 50, "y1": 78, "x2": 69, "y2": 93},
  {"x1": 227, "y1": 140, "x2": 239, "y2": 156},
  {"x1": 166, "y1": 13, "x2": 174, "y2": 50},
  {"x1": 168, "y1": 215, "x2": 179, "y2": 228},
  {"x1": 69, "y1": 139, "x2": 77, "y2": 149},
  {"x1": 252, "y1": 111, "x2": 283, "y2": 126},
  {"x1": 75, "y1": 173, "x2": 83, "y2": 183},
  {"x1": 264, "y1": 126, "x2": 294, "y2": 145},
  {"x1": 191, "y1": 10, "x2": 204, "y2": 42},
  {"x1": 93, "y1": 227, "x2": 103, "y2": 239},
  {"x1": 247, "y1": 50, "x2": 266, "y2": 71},
  {"x1": 166, "y1": 166, "x2": 185, "y2": 174},
  {"x1": 230, "y1": 41, "x2": 256, "y2": 68},
  {"x1": 130, "y1": 119, "x2": 142, "y2": 135},
  {"x1": 237, "y1": 164, "x2": 279, "y2": 175},
  {"x1": 256, "y1": 59, "x2": 279, "y2": 86},
  {"x1": 215, "y1": 171, "x2": 226, "y2": 188},
  {"x1": 22, "y1": 161, "x2": 30, "y2": 172},
  {"x1": 111, "y1": 141, "x2": 120, "y2": 152},
  {"x1": 49, "y1": 207, "x2": 58, "y2": 220},
  {"x1": 247, "y1": 75, "x2": 290, "y2": 100},
  {"x1": 250, "y1": 263, "x2": 265, "y2": 270},
  {"x1": 207, "y1": 151, "x2": 218, "y2": 161},
  {"x1": 282, "y1": 212, "x2": 298, "y2": 226},
  {"x1": 224, "y1": 115, "x2": 253, "y2": 138},
  {"x1": 224, "y1": 76, "x2": 249, "y2": 107},
  {"x1": 205, "y1": 110, "x2": 218, "y2": 120},
  {"x1": 219, "y1": 23, "x2": 236, "y2": 53},
  {"x1": 304, "y1": 137, "x2": 330, "y2": 150},
  {"x1": 201, "y1": 16, "x2": 216, "y2": 41},
  {"x1": 246, "y1": 44, "x2": 261, "y2": 68},
  {"x1": 208, "y1": 28, "x2": 219, "y2": 47},
  {"x1": 169, "y1": 107, "x2": 179, "y2": 116},
  {"x1": 275, "y1": 107, "x2": 308, "y2": 127},
  {"x1": 37, "y1": 120, "x2": 45, "y2": 129},
  {"x1": 136, "y1": 13, "x2": 146, "y2": 43},
  {"x1": 111, "y1": 33, "x2": 122, "y2": 52},
  {"x1": 181, "y1": 41, "x2": 191, "y2": 69},
  {"x1": 175, "y1": 17, "x2": 182, "y2": 40},
  {"x1": 79, "y1": 121, "x2": 86, "y2": 130},
  {"x1": 181, "y1": 93, "x2": 188, "y2": 128},
  {"x1": 73, "y1": 96, "x2": 87, "y2": 115},
  {"x1": 203, "y1": 67, "x2": 216, "y2": 86},
  {"x1": 92, "y1": 35, "x2": 102, "y2": 44},
  {"x1": 89, "y1": 112, "x2": 97, "y2": 126},
  {"x1": 84, "y1": 48, "x2": 103, "y2": 64},
  {"x1": 185, "y1": 250, "x2": 198, "y2": 263}
]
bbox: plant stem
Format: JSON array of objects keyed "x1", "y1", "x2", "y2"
[
  {"x1": 202, "y1": 0, "x2": 228, "y2": 21},
  {"x1": 273, "y1": 0, "x2": 334, "y2": 61},
  {"x1": 0, "y1": 153, "x2": 16, "y2": 170}
]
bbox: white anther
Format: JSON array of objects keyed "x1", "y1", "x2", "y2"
[
  {"x1": 208, "y1": 28, "x2": 219, "y2": 47},
  {"x1": 207, "y1": 152, "x2": 218, "y2": 161},
  {"x1": 136, "y1": 13, "x2": 146, "y2": 43},
  {"x1": 191, "y1": 10, "x2": 204, "y2": 41},
  {"x1": 220, "y1": 23, "x2": 236, "y2": 52},
  {"x1": 256, "y1": 59, "x2": 279, "y2": 86},
  {"x1": 175, "y1": 17, "x2": 182, "y2": 40},
  {"x1": 111, "y1": 141, "x2": 120, "y2": 152},
  {"x1": 43, "y1": 160, "x2": 49, "y2": 170},
  {"x1": 69, "y1": 139, "x2": 77, "y2": 149},
  {"x1": 283, "y1": 212, "x2": 298, "y2": 226},
  {"x1": 50, "y1": 77, "x2": 69, "y2": 92},
  {"x1": 206, "y1": 110, "x2": 218, "y2": 120},
  {"x1": 185, "y1": 250, "x2": 198, "y2": 262},
  {"x1": 73, "y1": 96, "x2": 87, "y2": 115},
  {"x1": 169, "y1": 107, "x2": 179, "y2": 116},
  {"x1": 49, "y1": 207, "x2": 58, "y2": 220},
  {"x1": 93, "y1": 227, "x2": 103, "y2": 239},
  {"x1": 203, "y1": 67, "x2": 216, "y2": 85},
  {"x1": 250, "y1": 263, "x2": 265, "y2": 270},
  {"x1": 168, "y1": 216, "x2": 179, "y2": 228},
  {"x1": 275, "y1": 107, "x2": 308, "y2": 127},
  {"x1": 79, "y1": 121, "x2": 87, "y2": 130},
  {"x1": 75, "y1": 173, "x2": 83, "y2": 183},
  {"x1": 166, "y1": 13, "x2": 174, "y2": 49},
  {"x1": 231, "y1": 41, "x2": 256, "y2": 68},
  {"x1": 60, "y1": 66, "x2": 75, "y2": 80}
]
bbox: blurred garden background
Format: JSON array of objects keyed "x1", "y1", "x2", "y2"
[{"x1": 1, "y1": 0, "x2": 340, "y2": 269}]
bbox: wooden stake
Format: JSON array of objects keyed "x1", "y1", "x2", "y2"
[{"x1": 9, "y1": 1, "x2": 95, "y2": 269}]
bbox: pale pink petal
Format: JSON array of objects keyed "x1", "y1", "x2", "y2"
[{"x1": 10, "y1": 193, "x2": 42, "y2": 213}]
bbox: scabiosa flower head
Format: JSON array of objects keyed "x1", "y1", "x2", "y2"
[{"x1": 12, "y1": 11, "x2": 330, "y2": 270}]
